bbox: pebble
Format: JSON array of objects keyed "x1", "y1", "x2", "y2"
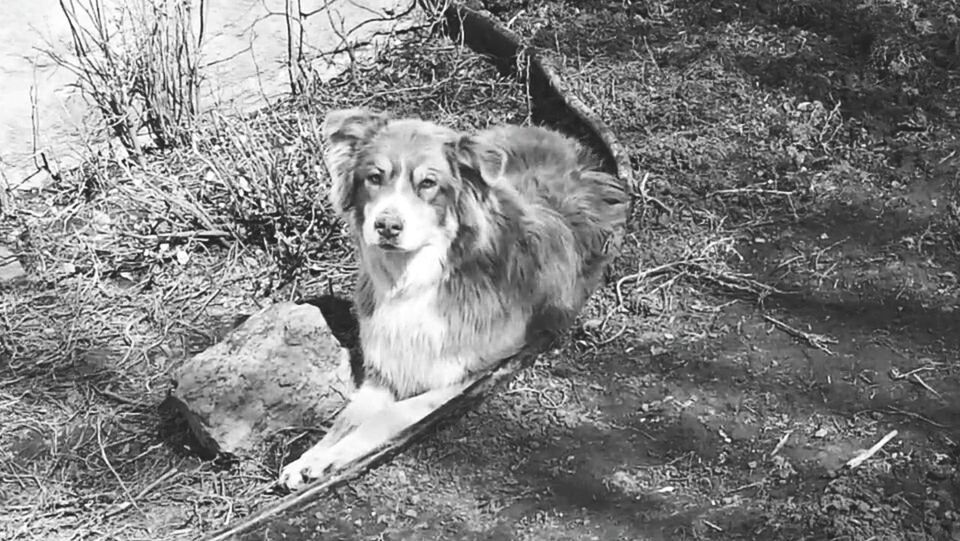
[{"x1": 0, "y1": 246, "x2": 26, "y2": 283}]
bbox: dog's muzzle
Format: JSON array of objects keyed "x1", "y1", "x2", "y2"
[{"x1": 373, "y1": 212, "x2": 404, "y2": 246}]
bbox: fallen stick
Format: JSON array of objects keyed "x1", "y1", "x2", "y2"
[
  {"x1": 911, "y1": 373, "x2": 943, "y2": 400},
  {"x1": 702, "y1": 519, "x2": 724, "y2": 532},
  {"x1": 889, "y1": 365, "x2": 936, "y2": 380},
  {"x1": 844, "y1": 430, "x2": 898, "y2": 470},
  {"x1": 121, "y1": 230, "x2": 233, "y2": 242},
  {"x1": 198, "y1": 351, "x2": 534, "y2": 541},
  {"x1": 614, "y1": 260, "x2": 686, "y2": 307},
  {"x1": 769, "y1": 429, "x2": 793, "y2": 457},
  {"x1": 105, "y1": 467, "x2": 180, "y2": 518},
  {"x1": 885, "y1": 406, "x2": 951, "y2": 428},
  {"x1": 763, "y1": 314, "x2": 837, "y2": 355}
]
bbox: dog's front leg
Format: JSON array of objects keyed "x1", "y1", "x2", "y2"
[
  {"x1": 279, "y1": 382, "x2": 396, "y2": 490},
  {"x1": 278, "y1": 380, "x2": 471, "y2": 490}
]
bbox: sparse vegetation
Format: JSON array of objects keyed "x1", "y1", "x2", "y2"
[
  {"x1": 51, "y1": 0, "x2": 202, "y2": 160},
  {"x1": 2, "y1": 0, "x2": 960, "y2": 540}
]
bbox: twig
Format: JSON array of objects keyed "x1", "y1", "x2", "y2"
[
  {"x1": 703, "y1": 519, "x2": 723, "y2": 532},
  {"x1": 911, "y1": 374, "x2": 943, "y2": 400},
  {"x1": 104, "y1": 468, "x2": 180, "y2": 518},
  {"x1": 844, "y1": 430, "x2": 898, "y2": 470},
  {"x1": 937, "y1": 149, "x2": 957, "y2": 165},
  {"x1": 711, "y1": 188, "x2": 796, "y2": 196},
  {"x1": 615, "y1": 261, "x2": 683, "y2": 308},
  {"x1": 885, "y1": 406, "x2": 952, "y2": 428},
  {"x1": 703, "y1": 519, "x2": 724, "y2": 532},
  {"x1": 726, "y1": 481, "x2": 764, "y2": 494},
  {"x1": 769, "y1": 429, "x2": 793, "y2": 457},
  {"x1": 94, "y1": 387, "x2": 145, "y2": 407},
  {"x1": 96, "y1": 415, "x2": 142, "y2": 516},
  {"x1": 642, "y1": 36, "x2": 661, "y2": 74},
  {"x1": 9, "y1": 493, "x2": 44, "y2": 540},
  {"x1": 187, "y1": 287, "x2": 224, "y2": 325},
  {"x1": 634, "y1": 172, "x2": 672, "y2": 215},
  {"x1": 505, "y1": 385, "x2": 568, "y2": 409},
  {"x1": 689, "y1": 261, "x2": 785, "y2": 296},
  {"x1": 119, "y1": 230, "x2": 233, "y2": 242},
  {"x1": 595, "y1": 320, "x2": 628, "y2": 346},
  {"x1": 889, "y1": 366, "x2": 936, "y2": 380},
  {"x1": 284, "y1": 0, "x2": 307, "y2": 95},
  {"x1": 763, "y1": 315, "x2": 837, "y2": 355}
]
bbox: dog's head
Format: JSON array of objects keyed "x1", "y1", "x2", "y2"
[{"x1": 322, "y1": 108, "x2": 505, "y2": 254}]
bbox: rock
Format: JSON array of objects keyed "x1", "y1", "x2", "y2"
[
  {"x1": 168, "y1": 301, "x2": 354, "y2": 458},
  {"x1": 0, "y1": 246, "x2": 26, "y2": 284}
]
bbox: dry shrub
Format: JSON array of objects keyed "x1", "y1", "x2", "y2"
[
  {"x1": 51, "y1": 0, "x2": 202, "y2": 160},
  {"x1": 196, "y1": 108, "x2": 342, "y2": 277}
]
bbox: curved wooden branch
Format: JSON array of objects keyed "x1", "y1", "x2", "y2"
[
  {"x1": 426, "y1": 0, "x2": 635, "y2": 188},
  {"x1": 200, "y1": 352, "x2": 533, "y2": 541}
]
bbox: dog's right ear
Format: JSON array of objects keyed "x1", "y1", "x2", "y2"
[{"x1": 321, "y1": 108, "x2": 390, "y2": 214}]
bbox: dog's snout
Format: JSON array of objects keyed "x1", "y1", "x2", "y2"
[{"x1": 374, "y1": 213, "x2": 404, "y2": 239}]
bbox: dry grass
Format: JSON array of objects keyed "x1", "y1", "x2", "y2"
[
  {"x1": 0, "y1": 246, "x2": 273, "y2": 540},
  {"x1": 50, "y1": 0, "x2": 202, "y2": 160}
]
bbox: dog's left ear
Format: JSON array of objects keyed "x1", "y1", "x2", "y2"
[
  {"x1": 446, "y1": 135, "x2": 506, "y2": 245},
  {"x1": 448, "y1": 135, "x2": 507, "y2": 194},
  {"x1": 321, "y1": 108, "x2": 390, "y2": 214}
]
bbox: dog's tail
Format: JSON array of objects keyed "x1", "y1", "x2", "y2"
[{"x1": 564, "y1": 168, "x2": 630, "y2": 292}]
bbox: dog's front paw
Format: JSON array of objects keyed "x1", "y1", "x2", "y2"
[
  {"x1": 277, "y1": 448, "x2": 347, "y2": 491},
  {"x1": 277, "y1": 457, "x2": 314, "y2": 492}
]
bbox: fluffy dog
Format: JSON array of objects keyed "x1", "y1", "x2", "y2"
[{"x1": 279, "y1": 108, "x2": 628, "y2": 490}]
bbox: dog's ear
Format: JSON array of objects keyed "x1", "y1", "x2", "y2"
[
  {"x1": 321, "y1": 108, "x2": 390, "y2": 214},
  {"x1": 446, "y1": 135, "x2": 507, "y2": 247},
  {"x1": 448, "y1": 134, "x2": 507, "y2": 194}
]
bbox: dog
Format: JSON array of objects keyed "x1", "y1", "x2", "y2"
[{"x1": 279, "y1": 108, "x2": 628, "y2": 490}]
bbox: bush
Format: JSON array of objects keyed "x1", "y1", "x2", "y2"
[{"x1": 51, "y1": 0, "x2": 202, "y2": 160}]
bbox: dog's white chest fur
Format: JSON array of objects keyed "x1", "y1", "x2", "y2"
[
  {"x1": 360, "y1": 285, "x2": 526, "y2": 398},
  {"x1": 361, "y1": 289, "x2": 460, "y2": 396}
]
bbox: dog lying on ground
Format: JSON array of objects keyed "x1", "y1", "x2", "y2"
[{"x1": 279, "y1": 108, "x2": 628, "y2": 490}]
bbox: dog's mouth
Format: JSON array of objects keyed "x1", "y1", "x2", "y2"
[{"x1": 374, "y1": 239, "x2": 411, "y2": 252}]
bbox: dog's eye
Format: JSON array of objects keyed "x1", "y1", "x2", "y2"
[
  {"x1": 419, "y1": 178, "x2": 438, "y2": 190},
  {"x1": 365, "y1": 173, "x2": 383, "y2": 186}
]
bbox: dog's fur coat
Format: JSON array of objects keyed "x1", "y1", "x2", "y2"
[{"x1": 279, "y1": 109, "x2": 628, "y2": 490}]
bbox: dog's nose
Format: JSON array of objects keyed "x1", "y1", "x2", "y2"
[{"x1": 374, "y1": 214, "x2": 403, "y2": 239}]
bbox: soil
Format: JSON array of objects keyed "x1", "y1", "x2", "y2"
[{"x1": 2, "y1": 1, "x2": 960, "y2": 540}]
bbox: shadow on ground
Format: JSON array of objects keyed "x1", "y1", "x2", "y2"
[{"x1": 243, "y1": 286, "x2": 959, "y2": 540}]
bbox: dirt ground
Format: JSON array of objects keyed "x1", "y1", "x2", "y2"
[{"x1": 3, "y1": 0, "x2": 960, "y2": 540}]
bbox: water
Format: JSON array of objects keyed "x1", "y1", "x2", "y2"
[{"x1": 0, "y1": 0, "x2": 411, "y2": 189}]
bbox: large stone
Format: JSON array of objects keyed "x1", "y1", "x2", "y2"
[
  {"x1": 0, "y1": 246, "x2": 26, "y2": 284},
  {"x1": 168, "y1": 301, "x2": 354, "y2": 458}
]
